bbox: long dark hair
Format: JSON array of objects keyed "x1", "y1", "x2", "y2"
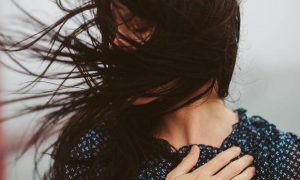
[{"x1": 0, "y1": 0, "x2": 241, "y2": 179}]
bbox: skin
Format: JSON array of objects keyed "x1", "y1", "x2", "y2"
[
  {"x1": 111, "y1": 1, "x2": 256, "y2": 179},
  {"x1": 153, "y1": 82, "x2": 240, "y2": 150},
  {"x1": 166, "y1": 146, "x2": 256, "y2": 180},
  {"x1": 110, "y1": 0, "x2": 155, "y2": 51}
]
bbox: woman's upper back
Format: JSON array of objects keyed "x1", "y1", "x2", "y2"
[{"x1": 63, "y1": 108, "x2": 300, "y2": 180}]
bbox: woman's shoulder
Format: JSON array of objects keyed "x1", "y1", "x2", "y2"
[
  {"x1": 241, "y1": 108, "x2": 299, "y2": 148},
  {"x1": 68, "y1": 121, "x2": 109, "y2": 161},
  {"x1": 234, "y1": 108, "x2": 299, "y2": 144},
  {"x1": 63, "y1": 120, "x2": 110, "y2": 179},
  {"x1": 234, "y1": 108, "x2": 300, "y2": 179}
]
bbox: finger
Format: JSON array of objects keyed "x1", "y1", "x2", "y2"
[
  {"x1": 231, "y1": 166, "x2": 256, "y2": 180},
  {"x1": 167, "y1": 145, "x2": 200, "y2": 179},
  {"x1": 194, "y1": 146, "x2": 241, "y2": 176},
  {"x1": 214, "y1": 154, "x2": 254, "y2": 179}
]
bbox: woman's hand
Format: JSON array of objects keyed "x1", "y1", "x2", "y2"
[{"x1": 166, "y1": 146, "x2": 256, "y2": 180}]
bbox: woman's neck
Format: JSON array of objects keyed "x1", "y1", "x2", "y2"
[{"x1": 153, "y1": 96, "x2": 239, "y2": 150}]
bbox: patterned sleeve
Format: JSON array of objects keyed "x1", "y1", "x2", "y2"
[
  {"x1": 63, "y1": 122, "x2": 109, "y2": 180},
  {"x1": 274, "y1": 131, "x2": 300, "y2": 179}
]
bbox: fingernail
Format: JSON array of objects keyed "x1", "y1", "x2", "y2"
[
  {"x1": 251, "y1": 166, "x2": 256, "y2": 173},
  {"x1": 232, "y1": 146, "x2": 241, "y2": 153},
  {"x1": 190, "y1": 145, "x2": 198, "y2": 154},
  {"x1": 247, "y1": 155, "x2": 254, "y2": 161}
]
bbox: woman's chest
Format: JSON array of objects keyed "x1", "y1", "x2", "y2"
[{"x1": 136, "y1": 145, "x2": 286, "y2": 180}]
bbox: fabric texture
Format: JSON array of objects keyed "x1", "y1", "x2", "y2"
[{"x1": 64, "y1": 108, "x2": 300, "y2": 180}]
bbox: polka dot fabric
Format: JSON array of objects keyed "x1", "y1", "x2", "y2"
[{"x1": 64, "y1": 108, "x2": 300, "y2": 179}]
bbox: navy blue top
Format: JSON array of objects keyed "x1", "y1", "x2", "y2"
[{"x1": 64, "y1": 108, "x2": 300, "y2": 179}]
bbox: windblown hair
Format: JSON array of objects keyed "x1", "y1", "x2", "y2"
[{"x1": 0, "y1": 0, "x2": 241, "y2": 179}]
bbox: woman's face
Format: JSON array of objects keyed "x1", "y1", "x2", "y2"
[
  {"x1": 110, "y1": 0, "x2": 155, "y2": 51},
  {"x1": 110, "y1": 0, "x2": 160, "y2": 105},
  {"x1": 110, "y1": 3, "x2": 218, "y2": 106},
  {"x1": 130, "y1": 79, "x2": 180, "y2": 105}
]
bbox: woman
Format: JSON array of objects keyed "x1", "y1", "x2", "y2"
[{"x1": 0, "y1": 0, "x2": 299, "y2": 179}]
